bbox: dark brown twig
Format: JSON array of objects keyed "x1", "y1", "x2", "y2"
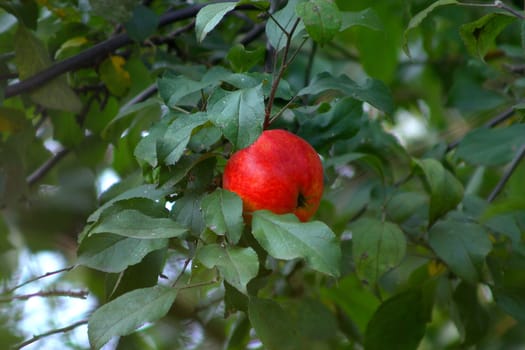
[
  {"x1": 446, "y1": 106, "x2": 516, "y2": 151},
  {"x1": 0, "y1": 290, "x2": 88, "y2": 303},
  {"x1": 487, "y1": 143, "x2": 525, "y2": 202},
  {"x1": 26, "y1": 149, "x2": 71, "y2": 187}
]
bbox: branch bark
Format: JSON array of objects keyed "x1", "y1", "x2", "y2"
[{"x1": 4, "y1": 4, "x2": 206, "y2": 98}]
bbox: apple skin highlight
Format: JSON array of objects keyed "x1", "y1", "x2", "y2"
[{"x1": 222, "y1": 129, "x2": 324, "y2": 222}]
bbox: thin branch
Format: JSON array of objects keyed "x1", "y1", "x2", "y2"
[
  {"x1": 447, "y1": 106, "x2": 515, "y2": 151},
  {"x1": 240, "y1": 23, "x2": 266, "y2": 46},
  {"x1": 121, "y1": 83, "x2": 158, "y2": 110},
  {"x1": 5, "y1": 266, "x2": 75, "y2": 294},
  {"x1": 487, "y1": 143, "x2": 525, "y2": 202},
  {"x1": 178, "y1": 279, "x2": 219, "y2": 290},
  {"x1": 171, "y1": 258, "x2": 192, "y2": 287},
  {"x1": 13, "y1": 319, "x2": 88, "y2": 350},
  {"x1": 26, "y1": 148, "x2": 71, "y2": 186},
  {"x1": 495, "y1": 0, "x2": 525, "y2": 19},
  {"x1": 264, "y1": 17, "x2": 302, "y2": 128},
  {"x1": 0, "y1": 290, "x2": 88, "y2": 303}
]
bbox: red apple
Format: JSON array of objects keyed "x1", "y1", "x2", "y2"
[{"x1": 222, "y1": 129, "x2": 324, "y2": 222}]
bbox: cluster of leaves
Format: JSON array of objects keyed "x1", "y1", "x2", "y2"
[{"x1": 1, "y1": 0, "x2": 525, "y2": 349}]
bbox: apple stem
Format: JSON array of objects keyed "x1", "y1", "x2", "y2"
[{"x1": 264, "y1": 17, "x2": 302, "y2": 129}]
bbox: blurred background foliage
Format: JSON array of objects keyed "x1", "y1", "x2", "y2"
[{"x1": 1, "y1": 0, "x2": 525, "y2": 349}]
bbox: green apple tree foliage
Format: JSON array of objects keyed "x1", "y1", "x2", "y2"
[{"x1": 1, "y1": 0, "x2": 525, "y2": 349}]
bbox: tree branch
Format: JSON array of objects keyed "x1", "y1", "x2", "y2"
[
  {"x1": 13, "y1": 319, "x2": 88, "y2": 350},
  {"x1": 487, "y1": 143, "x2": 525, "y2": 202},
  {"x1": 4, "y1": 4, "x2": 206, "y2": 98},
  {"x1": 447, "y1": 106, "x2": 516, "y2": 151},
  {"x1": 26, "y1": 148, "x2": 71, "y2": 187},
  {"x1": 0, "y1": 289, "x2": 88, "y2": 303}
]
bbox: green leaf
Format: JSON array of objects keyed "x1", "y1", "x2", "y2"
[
  {"x1": 298, "y1": 72, "x2": 394, "y2": 114},
  {"x1": 134, "y1": 115, "x2": 173, "y2": 167},
  {"x1": 365, "y1": 289, "x2": 432, "y2": 350},
  {"x1": 88, "y1": 285, "x2": 178, "y2": 349},
  {"x1": 90, "y1": 205, "x2": 187, "y2": 239},
  {"x1": 49, "y1": 112, "x2": 84, "y2": 148},
  {"x1": 102, "y1": 98, "x2": 161, "y2": 140},
  {"x1": 195, "y1": 2, "x2": 237, "y2": 43},
  {"x1": 351, "y1": 218, "x2": 407, "y2": 284},
  {"x1": 14, "y1": 26, "x2": 82, "y2": 113},
  {"x1": 0, "y1": 0, "x2": 38, "y2": 29},
  {"x1": 196, "y1": 244, "x2": 258, "y2": 293},
  {"x1": 297, "y1": 97, "x2": 362, "y2": 150},
  {"x1": 460, "y1": 13, "x2": 516, "y2": 60},
  {"x1": 77, "y1": 233, "x2": 168, "y2": 273},
  {"x1": 90, "y1": 0, "x2": 139, "y2": 23},
  {"x1": 208, "y1": 84, "x2": 265, "y2": 149},
  {"x1": 226, "y1": 44, "x2": 265, "y2": 73},
  {"x1": 386, "y1": 192, "x2": 428, "y2": 223},
  {"x1": 321, "y1": 275, "x2": 380, "y2": 333},
  {"x1": 248, "y1": 298, "x2": 299, "y2": 350},
  {"x1": 157, "y1": 73, "x2": 211, "y2": 108},
  {"x1": 201, "y1": 189, "x2": 244, "y2": 244},
  {"x1": 428, "y1": 218, "x2": 492, "y2": 283},
  {"x1": 403, "y1": 0, "x2": 459, "y2": 57},
  {"x1": 290, "y1": 298, "x2": 338, "y2": 344},
  {"x1": 295, "y1": 0, "x2": 342, "y2": 45},
  {"x1": 492, "y1": 288, "x2": 525, "y2": 323},
  {"x1": 86, "y1": 185, "x2": 169, "y2": 224},
  {"x1": 453, "y1": 282, "x2": 490, "y2": 346},
  {"x1": 265, "y1": 0, "x2": 305, "y2": 52},
  {"x1": 157, "y1": 112, "x2": 208, "y2": 165},
  {"x1": 224, "y1": 281, "x2": 249, "y2": 315},
  {"x1": 124, "y1": 5, "x2": 159, "y2": 42},
  {"x1": 238, "y1": 0, "x2": 270, "y2": 10},
  {"x1": 456, "y1": 125, "x2": 525, "y2": 166},
  {"x1": 251, "y1": 211, "x2": 341, "y2": 277},
  {"x1": 414, "y1": 158, "x2": 464, "y2": 225},
  {"x1": 54, "y1": 36, "x2": 90, "y2": 60},
  {"x1": 340, "y1": 8, "x2": 383, "y2": 31}
]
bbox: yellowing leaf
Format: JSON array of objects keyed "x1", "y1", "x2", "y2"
[
  {"x1": 427, "y1": 260, "x2": 446, "y2": 277},
  {"x1": 0, "y1": 107, "x2": 27, "y2": 133},
  {"x1": 14, "y1": 26, "x2": 82, "y2": 113},
  {"x1": 55, "y1": 36, "x2": 89, "y2": 59},
  {"x1": 99, "y1": 56, "x2": 131, "y2": 96}
]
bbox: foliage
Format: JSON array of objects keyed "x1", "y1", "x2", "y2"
[{"x1": 1, "y1": 0, "x2": 525, "y2": 349}]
